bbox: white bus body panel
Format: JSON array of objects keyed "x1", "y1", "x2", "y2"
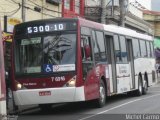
[
  {"x1": 104, "y1": 24, "x2": 155, "y2": 95},
  {"x1": 108, "y1": 65, "x2": 113, "y2": 93},
  {"x1": 13, "y1": 86, "x2": 85, "y2": 106},
  {"x1": 116, "y1": 64, "x2": 131, "y2": 93},
  {"x1": 134, "y1": 58, "x2": 155, "y2": 88}
]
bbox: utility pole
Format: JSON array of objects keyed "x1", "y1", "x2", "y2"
[
  {"x1": 22, "y1": 0, "x2": 26, "y2": 22},
  {"x1": 101, "y1": 0, "x2": 107, "y2": 24},
  {"x1": 4, "y1": 15, "x2": 7, "y2": 32},
  {"x1": 119, "y1": 0, "x2": 125, "y2": 27}
]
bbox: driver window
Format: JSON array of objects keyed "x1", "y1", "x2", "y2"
[{"x1": 81, "y1": 35, "x2": 92, "y2": 61}]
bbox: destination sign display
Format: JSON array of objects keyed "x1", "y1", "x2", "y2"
[
  {"x1": 27, "y1": 23, "x2": 66, "y2": 34},
  {"x1": 14, "y1": 21, "x2": 77, "y2": 35}
]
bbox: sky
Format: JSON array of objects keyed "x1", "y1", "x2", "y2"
[
  {"x1": 129, "y1": 0, "x2": 160, "y2": 12},
  {"x1": 152, "y1": 0, "x2": 160, "y2": 11}
]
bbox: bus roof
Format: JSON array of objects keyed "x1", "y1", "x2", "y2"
[
  {"x1": 79, "y1": 18, "x2": 104, "y2": 30},
  {"x1": 103, "y1": 24, "x2": 153, "y2": 41},
  {"x1": 14, "y1": 17, "x2": 153, "y2": 41}
]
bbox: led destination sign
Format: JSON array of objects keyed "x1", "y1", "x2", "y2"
[
  {"x1": 14, "y1": 21, "x2": 77, "y2": 35},
  {"x1": 27, "y1": 23, "x2": 66, "y2": 34}
]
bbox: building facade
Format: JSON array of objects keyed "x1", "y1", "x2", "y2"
[
  {"x1": 0, "y1": 0, "x2": 62, "y2": 32},
  {"x1": 85, "y1": 0, "x2": 153, "y2": 35}
]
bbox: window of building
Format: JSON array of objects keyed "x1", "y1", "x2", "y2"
[
  {"x1": 132, "y1": 38, "x2": 140, "y2": 58},
  {"x1": 64, "y1": 0, "x2": 70, "y2": 10},
  {"x1": 46, "y1": 0, "x2": 61, "y2": 5},
  {"x1": 75, "y1": 0, "x2": 80, "y2": 14}
]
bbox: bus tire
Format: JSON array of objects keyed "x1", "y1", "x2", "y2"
[
  {"x1": 39, "y1": 104, "x2": 52, "y2": 111},
  {"x1": 142, "y1": 80, "x2": 148, "y2": 95},
  {"x1": 94, "y1": 80, "x2": 106, "y2": 108},
  {"x1": 135, "y1": 76, "x2": 143, "y2": 96}
]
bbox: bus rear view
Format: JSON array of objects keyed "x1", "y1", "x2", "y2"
[{"x1": 12, "y1": 18, "x2": 85, "y2": 109}]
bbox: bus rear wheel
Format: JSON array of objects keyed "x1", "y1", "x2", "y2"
[
  {"x1": 142, "y1": 80, "x2": 148, "y2": 95},
  {"x1": 94, "y1": 80, "x2": 106, "y2": 108},
  {"x1": 135, "y1": 76, "x2": 143, "y2": 96}
]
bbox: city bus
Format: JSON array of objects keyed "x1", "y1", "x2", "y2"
[
  {"x1": 11, "y1": 17, "x2": 156, "y2": 110},
  {"x1": 0, "y1": 21, "x2": 7, "y2": 118}
]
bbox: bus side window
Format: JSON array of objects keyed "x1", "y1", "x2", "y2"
[
  {"x1": 146, "y1": 41, "x2": 151, "y2": 58},
  {"x1": 119, "y1": 36, "x2": 128, "y2": 63},
  {"x1": 132, "y1": 39, "x2": 140, "y2": 58},
  {"x1": 140, "y1": 40, "x2": 147, "y2": 57},
  {"x1": 81, "y1": 34, "x2": 94, "y2": 80},
  {"x1": 150, "y1": 42, "x2": 154, "y2": 57},
  {"x1": 114, "y1": 35, "x2": 121, "y2": 63},
  {"x1": 93, "y1": 31, "x2": 107, "y2": 62},
  {"x1": 81, "y1": 35, "x2": 92, "y2": 61}
]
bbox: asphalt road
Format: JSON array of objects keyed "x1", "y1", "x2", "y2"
[{"x1": 15, "y1": 82, "x2": 160, "y2": 120}]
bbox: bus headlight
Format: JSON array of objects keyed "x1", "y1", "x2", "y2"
[
  {"x1": 16, "y1": 82, "x2": 27, "y2": 90},
  {"x1": 17, "y1": 83, "x2": 22, "y2": 90},
  {"x1": 64, "y1": 76, "x2": 76, "y2": 87}
]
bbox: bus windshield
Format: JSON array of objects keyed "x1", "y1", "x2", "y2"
[{"x1": 15, "y1": 33, "x2": 76, "y2": 74}]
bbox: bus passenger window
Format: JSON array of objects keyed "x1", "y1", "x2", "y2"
[
  {"x1": 132, "y1": 39, "x2": 140, "y2": 58},
  {"x1": 150, "y1": 42, "x2": 154, "y2": 57},
  {"x1": 140, "y1": 40, "x2": 147, "y2": 57},
  {"x1": 146, "y1": 41, "x2": 151, "y2": 57},
  {"x1": 114, "y1": 35, "x2": 121, "y2": 63},
  {"x1": 119, "y1": 36, "x2": 128, "y2": 63},
  {"x1": 93, "y1": 31, "x2": 107, "y2": 62}
]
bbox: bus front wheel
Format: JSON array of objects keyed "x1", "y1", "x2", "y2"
[
  {"x1": 94, "y1": 80, "x2": 106, "y2": 108},
  {"x1": 39, "y1": 104, "x2": 52, "y2": 111}
]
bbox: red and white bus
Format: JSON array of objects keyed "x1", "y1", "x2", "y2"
[
  {"x1": 11, "y1": 18, "x2": 156, "y2": 110},
  {"x1": 0, "y1": 21, "x2": 7, "y2": 117}
]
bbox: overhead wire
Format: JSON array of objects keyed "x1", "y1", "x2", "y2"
[
  {"x1": 27, "y1": 0, "x2": 62, "y2": 14},
  {"x1": 9, "y1": 0, "x2": 61, "y2": 17},
  {"x1": 0, "y1": 0, "x2": 21, "y2": 16},
  {"x1": 0, "y1": 0, "x2": 59, "y2": 18}
]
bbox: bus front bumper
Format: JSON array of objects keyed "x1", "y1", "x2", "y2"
[{"x1": 13, "y1": 86, "x2": 85, "y2": 106}]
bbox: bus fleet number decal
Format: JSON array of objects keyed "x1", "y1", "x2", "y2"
[{"x1": 51, "y1": 76, "x2": 65, "y2": 82}]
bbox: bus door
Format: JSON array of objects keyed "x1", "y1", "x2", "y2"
[
  {"x1": 105, "y1": 35, "x2": 117, "y2": 93},
  {"x1": 126, "y1": 38, "x2": 135, "y2": 89}
]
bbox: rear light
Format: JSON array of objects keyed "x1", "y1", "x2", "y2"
[{"x1": 64, "y1": 76, "x2": 76, "y2": 87}]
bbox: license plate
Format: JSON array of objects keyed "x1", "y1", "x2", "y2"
[{"x1": 39, "y1": 91, "x2": 51, "y2": 96}]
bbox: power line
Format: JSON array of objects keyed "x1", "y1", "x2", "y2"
[
  {"x1": 0, "y1": 3, "x2": 21, "y2": 16},
  {"x1": 3, "y1": 0, "x2": 60, "y2": 18},
  {"x1": 24, "y1": 5, "x2": 58, "y2": 18},
  {"x1": 28, "y1": 0, "x2": 62, "y2": 14},
  {"x1": 10, "y1": 0, "x2": 19, "y2": 4},
  {"x1": 7, "y1": 4, "x2": 21, "y2": 16}
]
